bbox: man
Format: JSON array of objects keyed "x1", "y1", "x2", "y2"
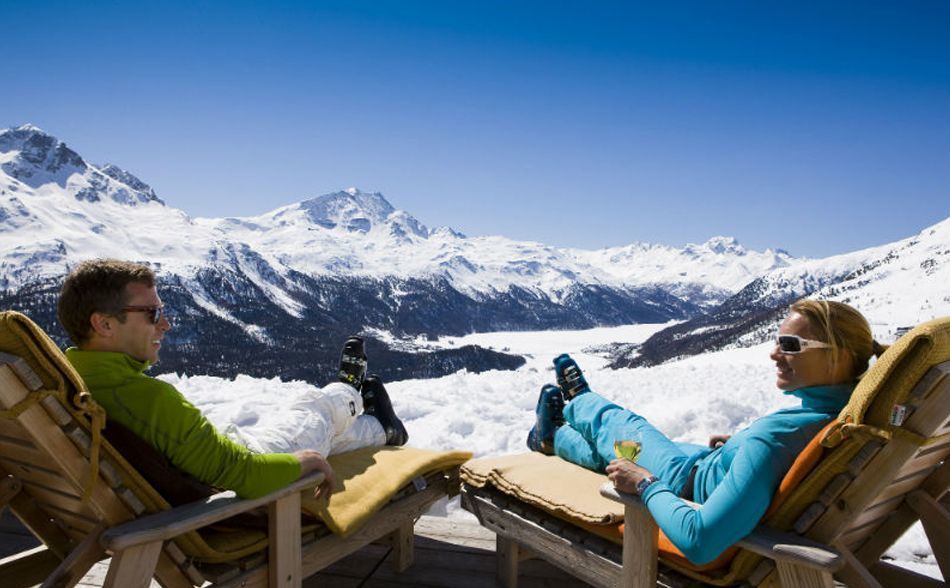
[{"x1": 57, "y1": 259, "x2": 407, "y2": 499}]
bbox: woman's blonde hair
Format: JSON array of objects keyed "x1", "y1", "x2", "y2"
[{"x1": 789, "y1": 299, "x2": 887, "y2": 380}]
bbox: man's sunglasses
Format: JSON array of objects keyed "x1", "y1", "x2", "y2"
[
  {"x1": 121, "y1": 305, "x2": 165, "y2": 325},
  {"x1": 775, "y1": 335, "x2": 831, "y2": 354}
]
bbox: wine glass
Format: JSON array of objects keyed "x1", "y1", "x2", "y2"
[{"x1": 613, "y1": 433, "x2": 642, "y2": 462}]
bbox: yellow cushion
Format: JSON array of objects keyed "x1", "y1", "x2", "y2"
[
  {"x1": 462, "y1": 452, "x2": 622, "y2": 524},
  {"x1": 309, "y1": 446, "x2": 472, "y2": 535}
]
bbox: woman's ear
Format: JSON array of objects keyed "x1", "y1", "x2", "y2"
[{"x1": 831, "y1": 348, "x2": 856, "y2": 384}]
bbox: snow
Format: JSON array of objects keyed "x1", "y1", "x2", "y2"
[{"x1": 158, "y1": 323, "x2": 941, "y2": 581}]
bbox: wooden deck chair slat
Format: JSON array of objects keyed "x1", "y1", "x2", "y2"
[
  {"x1": 879, "y1": 469, "x2": 934, "y2": 502},
  {"x1": 54, "y1": 422, "x2": 128, "y2": 491},
  {"x1": 154, "y1": 551, "x2": 202, "y2": 588},
  {"x1": 22, "y1": 482, "x2": 97, "y2": 520},
  {"x1": 848, "y1": 495, "x2": 905, "y2": 531},
  {"x1": 919, "y1": 433, "x2": 950, "y2": 455},
  {"x1": 0, "y1": 440, "x2": 55, "y2": 469},
  {"x1": 791, "y1": 442, "x2": 881, "y2": 536},
  {"x1": 813, "y1": 447, "x2": 925, "y2": 544},
  {"x1": 852, "y1": 459, "x2": 950, "y2": 566},
  {"x1": 16, "y1": 468, "x2": 88, "y2": 497},
  {"x1": 902, "y1": 365, "x2": 950, "y2": 432},
  {"x1": 0, "y1": 419, "x2": 36, "y2": 442},
  {"x1": 43, "y1": 504, "x2": 101, "y2": 535},
  {"x1": 0, "y1": 456, "x2": 71, "y2": 489},
  {"x1": 4, "y1": 490, "x2": 76, "y2": 558},
  {"x1": 808, "y1": 369, "x2": 950, "y2": 544},
  {"x1": 816, "y1": 473, "x2": 852, "y2": 506},
  {"x1": 845, "y1": 513, "x2": 901, "y2": 545},
  {"x1": 846, "y1": 441, "x2": 884, "y2": 477},
  {"x1": 0, "y1": 368, "x2": 134, "y2": 525},
  {"x1": 836, "y1": 521, "x2": 890, "y2": 552},
  {"x1": 894, "y1": 447, "x2": 949, "y2": 480},
  {"x1": 900, "y1": 450, "x2": 945, "y2": 477},
  {"x1": 37, "y1": 394, "x2": 74, "y2": 427},
  {"x1": 162, "y1": 538, "x2": 206, "y2": 583},
  {"x1": 920, "y1": 458, "x2": 950, "y2": 497}
]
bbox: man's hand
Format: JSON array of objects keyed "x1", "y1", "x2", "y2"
[
  {"x1": 293, "y1": 449, "x2": 336, "y2": 499},
  {"x1": 605, "y1": 459, "x2": 653, "y2": 494},
  {"x1": 708, "y1": 434, "x2": 731, "y2": 449}
]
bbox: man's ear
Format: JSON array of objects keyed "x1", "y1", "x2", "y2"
[{"x1": 89, "y1": 312, "x2": 115, "y2": 339}]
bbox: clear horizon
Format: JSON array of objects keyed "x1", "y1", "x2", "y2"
[{"x1": 4, "y1": 1, "x2": 949, "y2": 258}]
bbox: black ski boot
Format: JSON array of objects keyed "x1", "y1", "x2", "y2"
[
  {"x1": 361, "y1": 375, "x2": 409, "y2": 446},
  {"x1": 339, "y1": 336, "x2": 368, "y2": 390},
  {"x1": 553, "y1": 353, "x2": 590, "y2": 399},
  {"x1": 526, "y1": 384, "x2": 565, "y2": 455}
]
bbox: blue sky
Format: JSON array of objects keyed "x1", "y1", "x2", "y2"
[{"x1": 4, "y1": 1, "x2": 948, "y2": 257}]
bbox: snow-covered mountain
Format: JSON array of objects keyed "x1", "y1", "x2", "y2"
[
  {"x1": 0, "y1": 125, "x2": 793, "y2": 302},
  {"x1": 205, "y1": 195, "x2": 792, "y2": 304},
  {"x1": 612, "y1": 218, "x2": 950, "y2": 367},
  {"x1": 3, "y1": 124, "x2": 943, "y2": 380}
]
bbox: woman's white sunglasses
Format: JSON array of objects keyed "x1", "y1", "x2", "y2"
[{"x1": 775, "y1": 335, "x2": 831, "y2": 354}]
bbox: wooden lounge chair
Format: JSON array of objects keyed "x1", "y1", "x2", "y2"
[
  {"x1": 0, "y1": 310, "x2": 468, "y2": 588},
  {"x1": 461, "y1": 317, "x2": 950, "y2": 587}
]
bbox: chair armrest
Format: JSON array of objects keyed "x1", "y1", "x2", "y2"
[
  {"x1": 102, "y1": 472, "x2": 325, "y2": 551},
  {"x1": 600, "y1": 482, "x2": 699, "y2": 509},
  {"x1": 737, "y1": 525, "x2": 842, "y2": 571},
  {"x1": 599, "y1": 482, "x2": 841, "y2": 572}
]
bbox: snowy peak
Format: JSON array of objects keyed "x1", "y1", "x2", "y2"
[
  {"x1": 586, "y1": 235, "x2": 794, "y2": 298},
  {"x1": 275, "y1": 188, "x2": 429, "y2": 238},
  {"x1": 299, "y1": 188, "x2": 395, "y2": 231},
  {"x1": 98, "y1": 164, "x2": 163, "y2": 205},
  {"x1": 694, "y1": 235, "x2": 744, "y2": 256},
  {"x1": 0, "y1": 125, "x2": 164, "y2": 207},
  {"x1": 0, "y1": 125, "x2": 87, "y2": 186}
]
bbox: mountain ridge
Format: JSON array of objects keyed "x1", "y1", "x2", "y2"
[
  {"x1": 610, "y1": 217, "x2": 950, "y2": 368},
  {"x1": 4, "y1": 124, "x2": 946, "y2": 380},
  {"x1": 1, "y1": 125, "x2": 795, "y2": 301}
]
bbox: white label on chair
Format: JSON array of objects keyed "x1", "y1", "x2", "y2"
[{"x1": 890, "y1": 404, "x2": 909, "y2": 426}]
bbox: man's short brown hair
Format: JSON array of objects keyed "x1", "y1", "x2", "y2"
[{"x1": 58, "y1": 259, "x2": 156, "y2": 345}]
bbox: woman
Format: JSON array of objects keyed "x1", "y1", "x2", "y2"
[{"x1": 527, "y1": 300, "x2": 885, "y2": 564}]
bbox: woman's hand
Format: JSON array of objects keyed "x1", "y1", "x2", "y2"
[
  {"x1": 708, "y1": 434, "x2": 731, "y2": 448},
  {"x1": 294, "y1": 449, "x2": 336, "y2": 499},
  {"x1": 606, "y1": 459, "x2": 653, "y2": 494}
]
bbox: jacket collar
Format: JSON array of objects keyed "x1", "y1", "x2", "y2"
[
  {"x1": 65, "y1": 348, "x2": 151, "y2": 387},
  {"x1": 785, "y1": 383, "x2": 854, "y2": 413}
]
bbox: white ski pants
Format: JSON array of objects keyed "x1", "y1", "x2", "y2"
[{"x1": 225, "y1": 382, "x2": 386, "y2": 457}]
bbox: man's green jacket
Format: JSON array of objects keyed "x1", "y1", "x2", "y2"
[{"x1": 66, "y1": 348, "x2": 301, "y2": 498}]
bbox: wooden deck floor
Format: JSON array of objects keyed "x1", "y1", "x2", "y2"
[{"x1": 1, "y1": 511, "x2": 591, "y2": 587}]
